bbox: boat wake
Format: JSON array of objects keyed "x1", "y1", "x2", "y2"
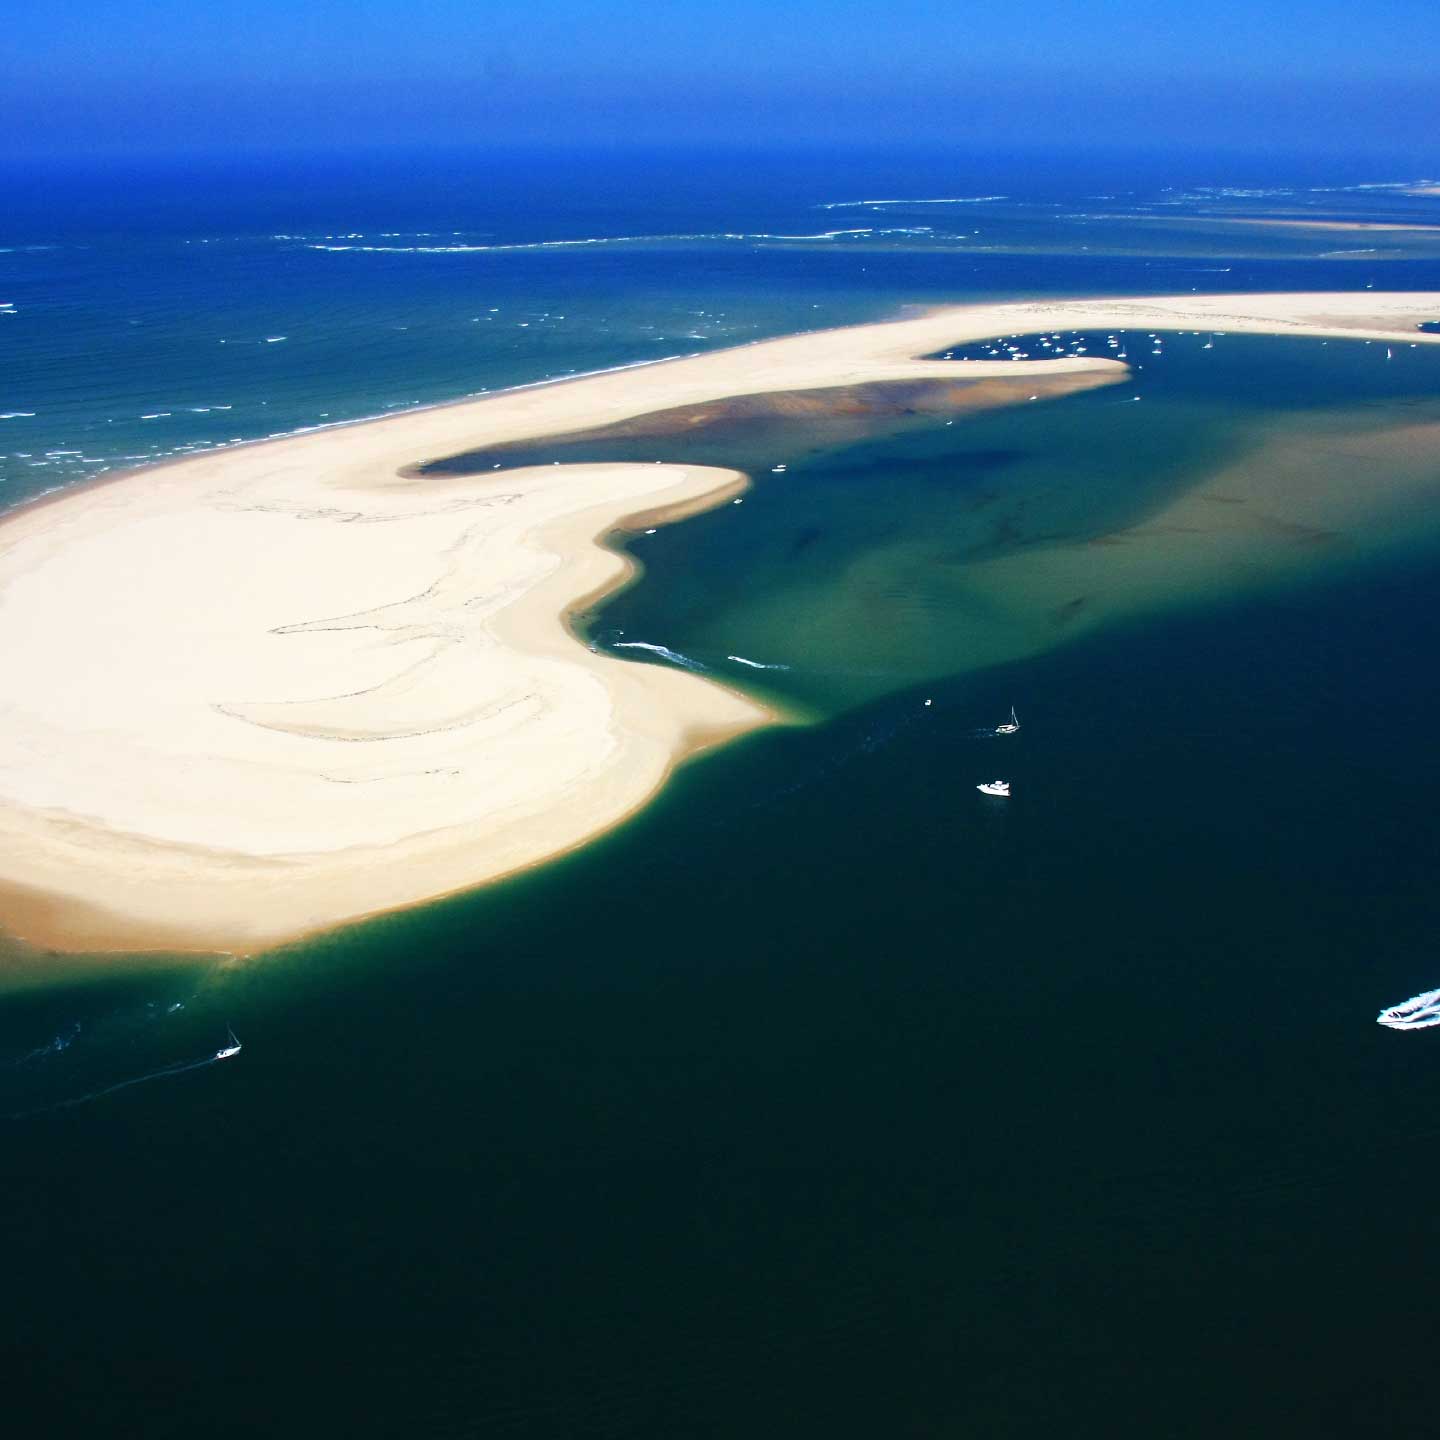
[
  {"x1": 726, "y1": 654, "x2": 791, "y2": 671},
  {"x1": 1377, "y1": 988, "x2": 1440, "y2": 1031},
  {"x1": 7, "y1": 1029, "x2": 241, "y2": 1120},
  {"x1": 8, "y1": 1022, "x2": 82, "y2": 1067}
]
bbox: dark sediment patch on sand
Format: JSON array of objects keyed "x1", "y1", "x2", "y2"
[{"x1": 406, "y1": 375, "x2": 1101, "y2": 480}]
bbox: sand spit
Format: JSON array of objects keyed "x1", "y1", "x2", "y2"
[
  {"x1": 1, "y1": 292, "x2": 1437, "y2": 958},
  {"x1": 1226, "y1": 219, "x2": 1440, "y2": 234}
]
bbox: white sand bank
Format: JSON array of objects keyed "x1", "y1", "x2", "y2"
[{"x1": 1, "y1": 292, "x2": 1437, "y2": 956}]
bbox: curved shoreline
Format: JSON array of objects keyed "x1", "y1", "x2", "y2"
[{"x1": 0, "y1": 291, "x2": 1437, "y2": 960}]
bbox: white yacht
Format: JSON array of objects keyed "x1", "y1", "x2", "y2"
[
  {"x1": 977, "y1": 780, "x2": 1011, "y2": 797},
  {"x1": 215, "y1": 1028, "x2": 242, "y2": 1061},
  {"x1": 994, "y1": 706, "x2": 1019, "y2": 735}
]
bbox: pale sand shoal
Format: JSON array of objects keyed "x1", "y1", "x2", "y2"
[
  {"x1": 2, "y1": 292, "x2": 1439, "y2": 958},
  {"x1": 1227, "y1": 219, "x2": 1440, "y2": 234}
]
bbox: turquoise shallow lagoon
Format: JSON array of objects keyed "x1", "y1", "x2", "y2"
[
  {"x1": 6, "y1": 151, "x2": 1440, "y2": 1438},
  {"x1": 597, "y1": 330, "x2": 1440, "y2": 713}
]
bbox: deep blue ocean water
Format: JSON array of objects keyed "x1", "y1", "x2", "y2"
[
  {"x1": 5, "y1": 148, "x2": 1440, "y2": 1438},
  {"x1": 6, "y1": 147, "x2": 1440, "y2": 507}
]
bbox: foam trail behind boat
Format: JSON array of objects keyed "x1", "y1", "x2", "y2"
[
  {"x1": 1377, "y1": 987, "x2": 1440, "y2": 1030},
  {"x1": 727, "y1": 655, "x2": 791, "y2": 671},
  {"x1": 7, "y1": 1023, "x2": 82, "y2": 1067},
  {"x1": 612, "y1": 641, "x2": 705, "y2": 671},
  {"x1": 7, "y1": 1033, "x2": 240, "y2": 1119}
]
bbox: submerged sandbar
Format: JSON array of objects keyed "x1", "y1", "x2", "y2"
[{"x1": 0, "y1": 292, "x2": 1437, "y2": 957}]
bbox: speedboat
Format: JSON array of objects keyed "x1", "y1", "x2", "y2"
[
  {"x1": 1377, "y1": 988, "x2": 1440, "y2": 1030},
  {"x1": 977, "y1": 780, "x2": 1010, "y2": 797}
]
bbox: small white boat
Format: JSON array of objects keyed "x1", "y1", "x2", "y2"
[
  {"x1": 994, "y1": 706, "x2": 1019, "y2": 735},
  {"x1": 977, "y1": 780, "x2": 1010, "y2": 797},
  {"x1": 215, "y1": 1027, "x2": 242, "y2": 1061},
  {"x1": 1378, "y1": 988, "x2": 1440, "y2": 1030}
]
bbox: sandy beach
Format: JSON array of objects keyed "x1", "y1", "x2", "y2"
[{"x1": 1, "y1": 291, "x2": 1438, "y2": 957}]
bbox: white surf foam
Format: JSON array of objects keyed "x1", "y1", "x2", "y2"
[
  {"x1": 612, "y1": 641, "x2": 705, "y2": 671},
  {"x1": 303, "y1": 225, "x2": 940, "y2": 256},
  {"x1": 305, "y1": 234, "x2": 721, "y2": 254},
  {"x1": 816, "y1": 195, "x2": 1008, "y2": 210},
  {"x1": 1378, "y1": 987, "x2": 1440, "y2": 1030},
  {"x1": 726, "y1": 655, "x2": 791, "y2": 670}
]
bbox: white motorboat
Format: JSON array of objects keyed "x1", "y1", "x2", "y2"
[
  {"x1": 977, "y1": 780, "x2": 1010, "y2": 797},
  {"x1": 1377, "y1": 988, "x2": 1440, "y2": 1030}
]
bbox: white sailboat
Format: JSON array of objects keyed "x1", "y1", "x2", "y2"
[
  {"x1": 994, "y1": 706, "x2": 1019, "y2": 735},
  {"x1": 215, "y1": 1027, "x2": 242, "y2": 1061},
  {"x1": 977, "y1": 780, "x2": 1010, "y2": 797}
]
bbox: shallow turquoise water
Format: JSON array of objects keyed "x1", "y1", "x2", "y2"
[{"x1": 599, "y1": 331, "x2": 1440, "y2": 711}]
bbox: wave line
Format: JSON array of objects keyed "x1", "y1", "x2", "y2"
[{"x1": 612, "y1": 641, "x2": 705, "y2": 670}]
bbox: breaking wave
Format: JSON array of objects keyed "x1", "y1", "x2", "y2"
[
  {"x1": 301, "y1": 228, "x2": 941, "y2": 255},
  {"x1": 612, "y1": 641, "x2": 706, "y2": 670},
  {"x1": 815, "y1": 195, "x2": 1008, "y2": 209}
]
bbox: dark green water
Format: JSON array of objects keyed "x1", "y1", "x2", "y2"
[{"x1": 7, "y1": 326, "x2": 1440, "y2": 1437}]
